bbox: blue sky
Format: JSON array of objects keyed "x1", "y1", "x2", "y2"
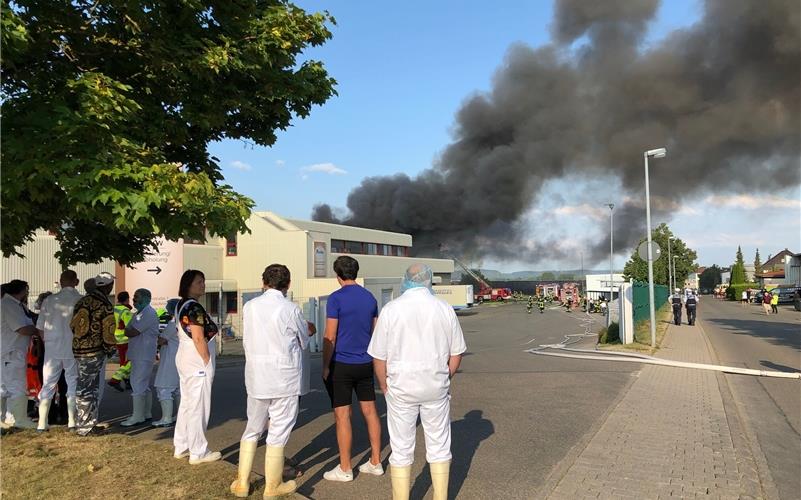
[{"x1": 210, "y1": 0, "x2": 800, "y2": 272}]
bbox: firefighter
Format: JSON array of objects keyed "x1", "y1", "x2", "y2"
[
  {"x1": 671, "y1": 289, "x2": 683, "y2": 326},
  {"x1": 108, "y1": 292, "x2": 133, "y2": 392},
  {"x1": 685, "y1": 292, "x2": 698, "y2": 326},
  {"x1": 537, "y1": 295, "x2": 545, "y2": 314},
  {"x1": 526, "y1": 296, "x2": 533, "y2": 314},
  {"x1": 565, "y1": 295, "x2": 573, "y2": 312}
]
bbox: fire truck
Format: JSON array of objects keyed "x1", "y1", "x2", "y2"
[{"x1": 450, "y1": 256, "x2": 512, "y2": 303}]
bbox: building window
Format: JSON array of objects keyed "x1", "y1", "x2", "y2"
[
  {"x1": 367, "y1": 243, "x2": 378, "y2": 255},
  {"x1": 382, "y1": 244, "x2": 391, "y2": 256},
  {"x1": 206, "y1": 293, "x2": 219, "y2": 315},
  {"x1": 331, "y1": 239, "x2": 345, "y2": 253},
  {"x1": 226, "y1": 233, "x2": 237, "y2": 256},
  {"x1": 395, "y1": 245, "x2": 405, "y2": 257},
  {"x1": 226, "y1": 292, "x2": 237, "y2": 314},
  {"x1": 345, "y1": 240, "x2": 363, "y2": 254}
]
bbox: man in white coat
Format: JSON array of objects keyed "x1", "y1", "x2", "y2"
[
  {"x1": 120, "y1": 289, "x2": 160, "y2": 427},
  {"x1": 1, "y1": 280, "x2": 39, "y2": 429},
  {"x1": 36, "y1": 270, "x2": 83, "y2": 431},
  {"x1": 230, "y1": 264, "x2": 311, "y2": 499},
  {"x1": 368, "y1": 264, "x2": 467, "y2": 500}
]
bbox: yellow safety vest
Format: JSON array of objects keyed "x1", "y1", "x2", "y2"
[{"x1": 114, "y1": 304, "x2": 133, "y2": 344}]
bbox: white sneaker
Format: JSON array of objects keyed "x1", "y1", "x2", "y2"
[
  {"x1": 189, "y1": 451, "x2": 222, "y2": 465},
  {"x1": 323, "y1": 464, "x2": 354, "y2": 482},
  {"x1": 358, "y1": 460, "x2": 384, "y2": 476}
]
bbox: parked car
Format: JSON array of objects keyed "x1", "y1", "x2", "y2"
[
  {"x1": 773, "y1": 286, "x2": 801, "y2": 304},
  {"x1": 752, "y1": 290, "x2": 764, "y2": 304}
]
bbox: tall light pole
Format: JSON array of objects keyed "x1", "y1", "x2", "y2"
[
  {"x1": 667, "y1": 236, "x2": 673, "y2": 294},
  {"x1": 608, "y1": 204, "x2": 614, "y2": 306},
  {"x1": 644, "y1": 147, "x2": 667, "y2": 348}
]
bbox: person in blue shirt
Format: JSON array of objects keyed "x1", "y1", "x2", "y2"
[{"x1": 322, "y1": 256, "x2": 384, "y2": 482}]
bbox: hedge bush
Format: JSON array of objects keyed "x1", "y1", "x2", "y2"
[
  {"x1": 725, "y1": 283, "x2": 759, "y2": 301},
  {"x1": 598, "y1": 321, "x2": 620, "y2": 344}
]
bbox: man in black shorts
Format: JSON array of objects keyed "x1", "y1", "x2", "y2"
[{"x1": 322, "y1": 256, "x2": 383, "y2": 482}]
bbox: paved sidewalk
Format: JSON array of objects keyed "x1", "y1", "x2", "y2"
[{"x1": 545, "y1": 320, "x2": 769, "y2": 499}]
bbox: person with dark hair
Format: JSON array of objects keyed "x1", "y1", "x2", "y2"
[
  {"x1": 108, "y1": 291, "x2": 133, "y2": 392},
  {"x1": 230, "y1": 264, "x2": 314, "y2": 498},
  {"x1": 1, "y1": 279, "x2": 39, "y2": 429},
  {"x1": 70, "y1": 272, "x2": 117, "y2": 436},
  {"x1": 120, "y1": 289, "x2": 160, "y2": 427},
  {"x1": 322, "y1": 256, "x2": 383, "y2": 482},
  {"x1": 36, "y1": 270, "x2": 82, "y2": 431},
  {"x1": 173, "y1": 270, "x2": 221, "y2": 464}
]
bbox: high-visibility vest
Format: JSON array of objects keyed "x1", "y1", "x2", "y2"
[{"x1": 114, "y1": 304, "x2": 133, "y2": 344}]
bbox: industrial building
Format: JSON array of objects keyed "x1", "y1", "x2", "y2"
[{"x1": 2, "y1": 212, "x2": 454, "y2": 342}]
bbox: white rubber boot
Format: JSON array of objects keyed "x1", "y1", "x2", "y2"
[
  {"x1": 67, "y1": 396, "x2": 77, "y2": 430},
  {"x1": 263, "y1": 446, "x2": 297, "y2": 499},
  {"x1": 144, "y1": 393, "x2": 153, "y2": 420},
  {"x1": 120, "y1": 395, "x2": 146, "y2": 426},
  {"x1": 10, "y1": 397, "x2": 36, "y2": 429},
  {"x1": 152, "y1": 399, "x2": 174, "y2": 427},
  {"x1": 0, "y1": 397, "x2": 10, "y2": 430},
  {"x1": 430, "y1": 461, "x2": 451, "y2": 500},
  {"x1": 390, "y1": 465, "x2": 411, "y2": 500},
  {"x1": 229, "y1": 440, "x2": 258, "y2": 497},
  {"x1": 37, "y1": 398, "x2": 52, "y2": 432}
]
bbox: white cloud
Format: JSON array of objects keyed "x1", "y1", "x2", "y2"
[
  {"x1": 703, "y1": 194, "x2": 800, "y2": 210},
  {"x1": 229, "y1": 160, "x2": 252, "y2": 171},
  {"x1": 300, "y1": 162, "x2": 347, "y2": 175},
  {"x1": 275, "y1": 160, "x2": 285, "y2": 167}
]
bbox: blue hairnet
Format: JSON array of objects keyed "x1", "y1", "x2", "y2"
[{"x1": 400, "y1": 263, "x2": 433, "y2": 293}]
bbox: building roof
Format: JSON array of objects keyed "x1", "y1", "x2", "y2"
[
  {"x1": 762, "y1": 249, "x2": 794, "y2": 269},
  {"x1": 756, "y1": 270, "x2": 785, "y2": 278}
]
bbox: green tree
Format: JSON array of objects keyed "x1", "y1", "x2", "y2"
[
  {"x1": 558, "y1": 273, "x2": 575, "y2": 280},
  {"x1": 699, "y1": 265, "x2": 722, "y2": 290},
  {"x1": 622, "y1": 223, "x2": 698, "y2": 287},
  {"x1": 539, "y1": 271, "x2": 556, "y2": 280},
  {"x1": 754, "y1": 248, "x2": 762, "y2": 274},
  {"x1": 730, "y1": 246, "x2": 747, "y2": 284},
  {"x1": 1, "y1": 1, "x2": 337, "y2": 265}
]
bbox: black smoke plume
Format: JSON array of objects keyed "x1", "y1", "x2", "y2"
[{"x1": 313, "y1": 0, "x2": 800, "y2": 264}]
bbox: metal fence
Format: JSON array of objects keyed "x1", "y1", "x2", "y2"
[{"x1": 632, "y1": 280, "x2": 669, "y2": 323}]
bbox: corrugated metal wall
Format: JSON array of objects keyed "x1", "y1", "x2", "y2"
[{"x1": 1, "y1": 231, "x2": 115, "y2": 304}]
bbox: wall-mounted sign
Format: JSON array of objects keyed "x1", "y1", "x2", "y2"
[
  {"x1": 314, "y1": 242, "x2": 327, "y2": 277},
  {"x1": 123, "y1": 238, "x2": 184, "y2": 310}
]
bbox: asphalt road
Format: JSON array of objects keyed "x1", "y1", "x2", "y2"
[
  {"x1": 98, "y1": 302, "x2": 637, "y2": 499},
  {"x1": 698, "y1": 298, "x2": 801, "y2": 500}
]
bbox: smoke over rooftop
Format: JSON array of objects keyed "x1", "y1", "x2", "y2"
[{"x1": 313, "y1": 0, "x2": 800, "y2": 264}]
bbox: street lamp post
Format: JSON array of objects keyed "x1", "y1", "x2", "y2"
[
  {"x1": 644, "y1": 147, "x2": 667, "y2": 348},
  {"x1": 667, "y1": 236, "x2": 673, "y2": 293},
  {"x1": 608, "y1": 204, "x2": 614, "y2": 310}
]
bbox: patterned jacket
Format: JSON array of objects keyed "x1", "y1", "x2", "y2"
[{"x1": 71, "y1": 290, "x2": 116, "y2": 357}]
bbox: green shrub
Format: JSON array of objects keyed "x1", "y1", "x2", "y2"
[
  {"x1": 598, "y1": 321, "x2": 620, "y2": 344},
  {"x1": 725, "y1": 283, "x2": 758, "y2": 301}
]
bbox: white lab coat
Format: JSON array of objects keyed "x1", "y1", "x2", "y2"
[
  {"x1": 154, "y1": 319, "x2": 180, "y2": 401},
  {"x1": 173, "y1": 300, "x2": 217, "y2": 459},
  {"x1": 36, "y1": 287, "x2": 82, "y2": 399},
  {"x1": 368, "y1": 287, "x2": 467, "y2": 466},
  {"x1": 127, "y1": 305, "x2": 160, "y2": 397},
  {"x1": 242, "y1": 289, "x2": 309, "y2": 399},
  {"x1": 1, "y1": 294, "x2": 33, "y2": 399}
]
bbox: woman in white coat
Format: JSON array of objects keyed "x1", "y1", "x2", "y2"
[
  {"x1": 152, "y1": 298, "x2": 180, "y2": 427},
  {"x1": 172, "y1": 270, "x2": 220, "y2": 464}
]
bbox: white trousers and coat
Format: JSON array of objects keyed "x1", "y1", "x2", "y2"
[
  {"x1": 155, "y1": 320, "x2": 180, "y2": 401},
  {"x1": 173, "y1": 333, "x2": 216, "y2": 458},
  {"x1": 239, "y1": 289, "x2": 309, "y2": 447},
  {"x1": 368, "y1": 287, "x2": 467, "y2": 467}
]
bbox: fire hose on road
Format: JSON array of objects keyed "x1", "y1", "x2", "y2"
[{"x1": 526, "y1": 312, "x2": 801, "y2": 380}]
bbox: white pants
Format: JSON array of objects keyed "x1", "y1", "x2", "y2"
[
  {"x1": 38, "y1": 357, "x2": 78, "y2": 399},
  {"x1": 240, "y1": 395, "x2": 299, "y2": 447},
  {"x1": 386, "y1": 392, "x2": 452, "y2": 467},
  {"x1": 174, "y1": 351, "x2": 214, "y2": 458},
  {"x1": 129, "y1": 359, "x2": 154, "y2": 396},
  {"x1": 0, "y1": 350, "x2": 26, "y2": 398}
]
